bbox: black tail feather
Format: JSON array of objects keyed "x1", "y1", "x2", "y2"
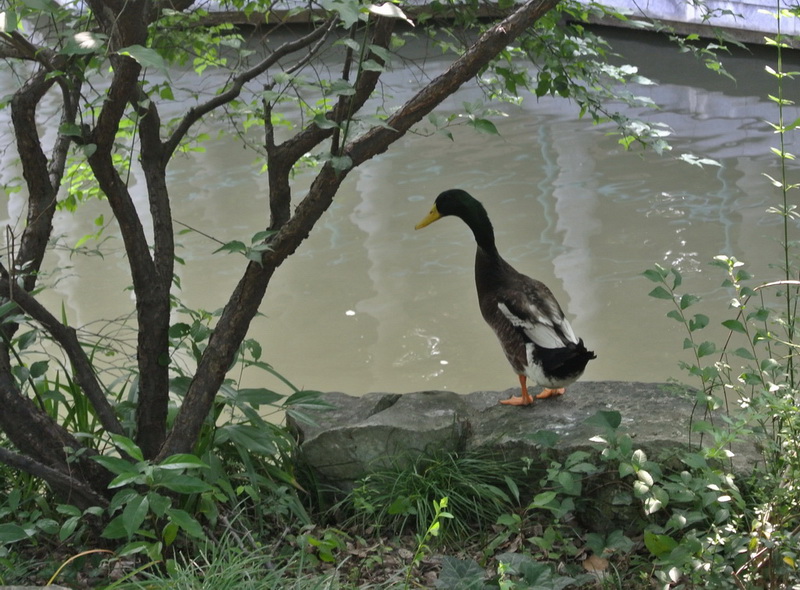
[{"x1": 535, "y1": 339, "x2": 596, "y2": 380}]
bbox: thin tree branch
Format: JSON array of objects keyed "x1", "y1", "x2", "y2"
[
  {"x1": 0, "y1": 446, "x2": 109, "y2": 510},
  {"x1": 0, "y1": 274, "x2": 124, "y2": 437},
  {"x1": 267, "y1": 15, "x2": 395, "y2": 228},
  {"x1": 163, "y1": 18, "x2": 337, "y2": 160},
  {"x1": 346, "y1": 0, "x2": 560, "y2": 167}
]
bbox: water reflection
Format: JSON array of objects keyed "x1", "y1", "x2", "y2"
[{"x1": 2, "y1": 28, "x2": 799, "y2": 396}]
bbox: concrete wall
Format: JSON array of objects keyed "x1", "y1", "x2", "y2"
[{"x1": 592, "y1": 0, "x2": 800, "y2": 44}]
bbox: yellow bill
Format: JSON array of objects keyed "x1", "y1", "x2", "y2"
[{"x1": 415, "y1": 205, "x2": 442, "y2": 230}]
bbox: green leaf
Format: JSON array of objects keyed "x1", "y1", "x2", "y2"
[
  {"x1": 644, "y1": 530, "x2": 678, "y2": 557},
  {"x1": 468, "y1": 117, "x2": 499, "y2": 135},
  {"x1": 158, "y1": 454, "x2": 209, "y2": 470},
  {"x1": 235, "y1": 387, "x2": 283, "y2": 406},
  {"x1": 0, "y1": 10, "x2": 19, "y2": 33},
  {"x1": 147, "y1": 492, "x2": 171, "y2": 518},
  {"x1": 642, "y1": 268, "x2": 667, "y2": 283},
  {"x1": 29, "y1": 360, "x2": 48, "y2": 379},
  {"x1": 60, "y1": 517, "x2": 80, "y2": 541},
  {"x1": 529, "y1": 491, "x2": 557, "y2": 509},
  {"x1": 360, "y1": 59, "x2": 385, "y2": 72},
  {"x1": 213, "y1": 240, "x2": 247, "y2": 255},
  {"x1": 436, "y1": 556, "x2": 484, "y2": 589},
  {"x1": 681, "y1": 452, "x2": 708, "y2": 469},
  {"x1": 688, "y1": 313, "x2": 709, "y2": 331},
  {"x1": 118, "y1": 45, "x2": 168, "y2": 75},
  {"x1": 93, "y1": 455, "x2": 139, "y2": 476},
  {"x1": 59, "y1": 123, "x2": 83, "y2": 137},
  {"x1": 584, "y1": 410, "x2": 622, "y2": 430},
  {"x1": 157, "y1": 475, "x2": 213, "y2": 494},
  {"x1": 327, "y1": 78, "x2": 355, "y2": 97},
  {"x1": 0, "y1": 523, "x2": 31, "y2": 544},
  {"x1": 679, "y1": 294, "x2": 700, "y2": 310},
  {"x1": 557, "y1": 471, "x2": 581, "y2": 495},
  {"x1": 20, "y1": 0, "x2": 59, "y2": 12},
  {"x1": 525, "y1": 429, "x2": 560, "y2": 448},
  {"x1": 166, "y1": 508, "x2": 206, "y2": 539},
  {"x1": 115, "y1": 540, "x2": 156, "y2": 557},
  {"x1": 722, "y1": 319, "x2": 747, "y2": 333},
  {"x1": 320, "y1": 0, "x2": 362, "y2": 27},
  {"x1": 648, "y1": 286, "x2": 673, "y2": 300},
  {"x1": 312, "y1": 113, "x2": 340, "y2": 130},
  {"x1": 504, "y1": 475, "x2": 520, "y2": 503},
  {"x1": 121, "y1": 494, "x2": 150, "y2": 539},
  {"x1": 387, "y1": 496, "x2": 413, "y2": 515},
  {"x1": 169, "y1": 322, "x2": 191, "y2": 340},
  {"x1": 670, "y1": 268, "x2": 682, "y2": 289},
  {"x1": 108, "y1": 471, "x2": 145, "y2": 489},
  {"x1": 110, "y1": 434, "x2": 145, "y2": 462},
  {"x1": 162, "y1": 522, "x2": 179, "y2": 547},
  {"x1": 666, "y1": 309, "x2": 683, "y2": 323},
  {"x1": 102, "y1": 515, "x2": 130, "y2": 540},
  {"x1": 697, "y1": 341, "x2": 717, "y2": 357},
  {"x1": 218, "y1": 424, "x2": 278, "y2": 455}
]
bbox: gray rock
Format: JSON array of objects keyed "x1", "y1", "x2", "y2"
[{"x1": 289, "y1": 381, "x2": 761, "y2": 492}]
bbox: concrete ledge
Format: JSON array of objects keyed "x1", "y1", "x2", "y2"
[{"x1": 289, "y1": 381, "x2": 762, "y2": 490}]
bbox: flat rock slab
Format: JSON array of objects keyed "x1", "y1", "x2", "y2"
[{"x1": 289, "y1": 381, "x2": 760, "y2": 489}]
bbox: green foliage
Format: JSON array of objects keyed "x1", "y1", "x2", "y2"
[
  {"x1": 635, "y1": 12, "x2": 800, "y2": 586},
  {"x1": 339, "y1": 449, "x2": 523, "y2": 542},
  {"x1": 93, "y1": 437, "x2": 210, "y2": 559},
  {"x1": 436, "y1": 552, "x2": 584, "y2": 590},
  {"x1": 406, "y1": 497, "x2": 453, "y2": 589},
  {"x1": 0, "y1": 295, "x2": 324, "y2": 565},
  {"x1": 119, "y1": 522, "x2": 337, "y2": 590}
]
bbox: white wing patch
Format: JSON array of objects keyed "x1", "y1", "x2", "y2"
[{"x1": 497, "y1": 302, "x2": 578, "y2": 349}]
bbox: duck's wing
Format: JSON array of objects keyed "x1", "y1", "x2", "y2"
[{"x1": 494, "y1": 278, "x2": 579, "y2": 350}]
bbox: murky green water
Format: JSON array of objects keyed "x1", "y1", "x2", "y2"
[{"x1": 3, "y1": 28, "x2": 799, "y2": 396}]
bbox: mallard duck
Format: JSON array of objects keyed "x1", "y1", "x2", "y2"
[{"x1": 415, "y1": 189, "x2": 596, "y2": 406}]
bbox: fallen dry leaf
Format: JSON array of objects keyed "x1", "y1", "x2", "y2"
[{"x1": 583, "y1": 554, "x2": 609, "y2": 574}]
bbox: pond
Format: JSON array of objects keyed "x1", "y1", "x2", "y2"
[{"x1": 3, "y1": 26, "x2": 800, "y2": 397}]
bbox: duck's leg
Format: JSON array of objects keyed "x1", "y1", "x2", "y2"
[
  {"x1": 500, "y1": 374, "x2": 535, "y2": 406},
  {"x1": 536, "y1": 387, "x2": 566, "y2": 399}
]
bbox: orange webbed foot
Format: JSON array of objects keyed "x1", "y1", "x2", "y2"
[
  {"x1": 536, "y1": 388, "x2": 566, "y2": 399},
  {"x1": 499, "y1": 374, "x2": 535, "y2": 406},
  {"x1": 500, "y1": 395, "x2": 534, "y2": 406}
]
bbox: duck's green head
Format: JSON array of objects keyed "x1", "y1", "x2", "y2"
[{"x1": 414, "y1": 189, "x2": 488, "y2": 230}]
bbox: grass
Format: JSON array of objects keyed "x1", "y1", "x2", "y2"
[{"x1": 335, "y1": 449, "x2": 526, "y2": 542}]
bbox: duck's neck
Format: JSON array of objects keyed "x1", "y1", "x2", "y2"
[{"x1": 461, "y1": 208, "x2": 499, "y2": 258}]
